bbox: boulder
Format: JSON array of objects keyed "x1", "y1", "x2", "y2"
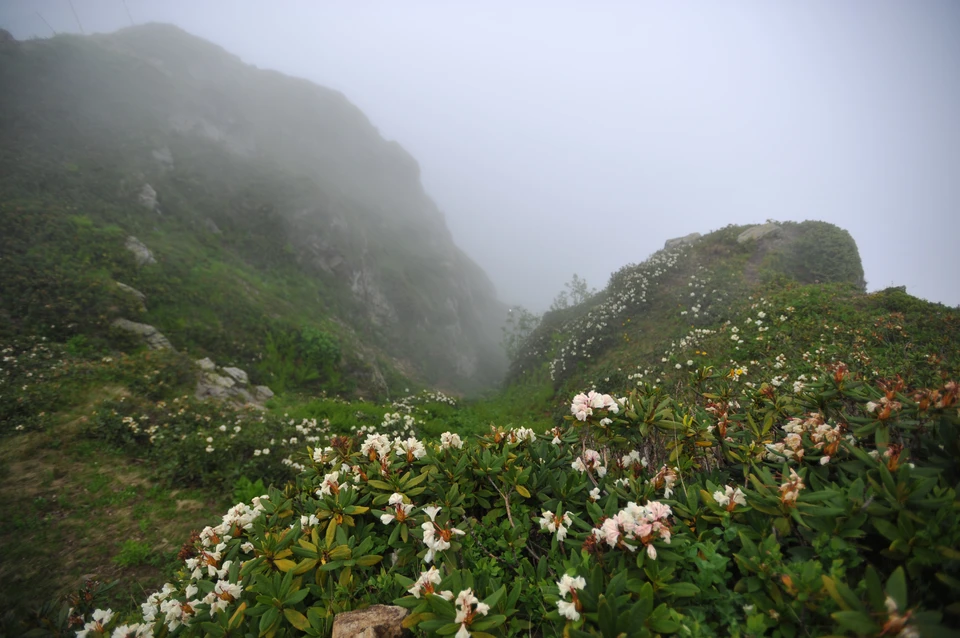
[
  {"x1": 203, "y1": 218, "x2": 222, "y2": 235},
  {"x1": 664, "y1": 232, "x2": 701, "y2": 250},
  {"x1": 116, "y1": 282, "x2": 147, "y2": 311},
  {"x1": 125, "y1": 236, "x2": 156, "y2": 266},
  {"x1": 331, "y1": 605, "x2": 408, "y2": 638},
  {"x1": 111, "y1": 319, "x2": 172, "y2": 350},
  {"x1": 206, "y1": 373, "x2": 236, "y2": 389},
  {"x1": 138, "y1": 183, "x2": 159, "y2": 212},
  {"x1": 737, "y1": 223, "x2": 780, "y2": 244},
  {"x1": 222, "y1": 367, "x2": 249, "y2": 385},
  {"x1": 151, "y1": 147, "x2": 174, "y2": 169},
  {"x1": 193, "y1": 359, "x2": 274, "y2": 408}
]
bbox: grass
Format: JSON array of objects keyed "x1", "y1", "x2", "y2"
[{"x1": 0, "y1": 406, "x2": 228, "y2": 614}]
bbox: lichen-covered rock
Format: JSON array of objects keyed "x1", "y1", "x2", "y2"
[
  {"x1": 193, "y1": 359, "x2": 273, "y2": 408},
  {"x1": 125, "y1": 236, "x2": 156, "y2": 266},
  {"x1": 331, "y1": 605, "x2": 408, "y2": 638},
  {"x1": 222, "y1": 367, "x2": 249, "y2": 385},
  {"x1": 116, "y1": 282, "x2": 147, "y2": 311},
  {"x1": 151, "y1": 147, "x2": 174, "y2": 169},
  {"x1": 664, "y1": 232, "x2": 701, "y2": 249},
  {"x1": 737, "y1": 223, "x2": 780, "y2": 244},
  {"x1": 138, "y1": 183, "x2": 159, "y2": 211},
  {"x1": 111, "y1": 318, "x2": 172, "y2": 350}
]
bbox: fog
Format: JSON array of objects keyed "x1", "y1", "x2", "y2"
[{"x1": 3, "y1": 1, "x2": 959, "y2": 310}]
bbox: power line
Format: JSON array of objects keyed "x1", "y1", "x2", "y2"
[
  {"x1": 121, "y1": 0, "x2": 135, "y2": 26},
  {"x1": 36, "y1": 11, "x2": 57, "y2": 35},
  {"x1": 66, "y1": 0, "x2": 84, "y2": 34}
]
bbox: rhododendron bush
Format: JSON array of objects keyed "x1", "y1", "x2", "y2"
[{"x1": 55, "y1": 364, "x2": 960, "y2": 636}]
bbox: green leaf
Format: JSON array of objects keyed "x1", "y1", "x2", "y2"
[
  {"x1": 886, "y1": 566, "x2": 908, "y2": 612},
  {"x1": 284, "y1": 587, "x2": 310, "y2": 606},
  {"x1": 662, "y1": 583, "x2": 700, "y2": 597},
  {"x1": 471, "y1": 615, "x2": 508, "y2": 631},
  {"x1": 831, "y1": 610, "x2": 878, "y2": 634},
  {"x1": 283, "y1": 608, "x2": 310, "y2": 631}
]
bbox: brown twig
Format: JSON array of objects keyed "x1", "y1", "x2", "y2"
[{"x1": 487, "y1": 476, "x2": 515, "y2": 528}]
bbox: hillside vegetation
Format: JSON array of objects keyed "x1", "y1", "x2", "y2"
[
  {"x1": 0, "y1": 24, "x2": 506, "y2": 398},
  {"x1": 1, "y1": 24, "x2": 959, "y2": 638}
]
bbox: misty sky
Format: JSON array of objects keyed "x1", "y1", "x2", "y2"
[{"x1": 3, "y1": 1, "x2": 959, "y2": 310}]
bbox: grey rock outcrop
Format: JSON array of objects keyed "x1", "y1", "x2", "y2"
[
  {"x1": 664, "y1": 232, "x2": 702, "y2": 250},
  {"x1": 194, "y1": 358, "x2": 273, "y2": 408},
  {"x1": 138, "y1": 183, "x2": 159, "y2": 212},
  {"x1": 737, "y1": 223, "x2": 780, "y2": 244},
  {"x1": 331, "y1": 605, "x2": 408, "y2": 638},
  {"x1": 125, "y1": 236, "x2": 156, "y2": 265},
  {"x1": 222, "y1": 367, "x2": 249, "y2": 385},
  {"x1": 203, "y1": 218, "x2": 222, "y2": 235},
  {"x1": 151, "y1": 147, "x2": 174, "y2": 169},
  {"x1": 111, "y1": 319, "x2": 173, "y2": 350},
  {"x1": 116, "y1": 282, "x2": 147, "y2": 311}
]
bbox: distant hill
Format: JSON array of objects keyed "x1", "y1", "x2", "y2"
[
  {"x1": 0, "y1": 23, "x2": 507, "y2": 396},
  {"x1": 504, "y1": 220, "x2": 957, "y2": 409}
]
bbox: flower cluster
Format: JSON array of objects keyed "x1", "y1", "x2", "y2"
[
  {"x1": 556, "y1": 574, "x2": 586, "y2": 621},
  {"x1": 592, "y1": 500, "x2": 673, "y2": 559},
  {"x1": 407, "y1": 566, "x2": 453, "y2": 600},
  {"x1": 421, "y1": 506, "x2": 465, "y2": 563},
  {"x1": 381, "y1": 492, "x2": 415, "y2": 525},
  {"x1": 440, "y1": 431, "x2": 464, "y2": 449},
  {"x1": 765, "y1": 412, "x2": 845, "y2": 464},
  {"x1": 538, "y1": 509, "x2": 573, "y2": 541},
  {"x1": 572, "y1": 449, "x2": 607, "y2": 477},
  {"x1": 570, "y1": 391, "x2": 620, "y2": 421},
  {"x1": 713, "y1": 485, "x2": 747, "y2": 511},
  {"x1": 453, "y1": 588, "x2": 490, "y2": 638},
  {"x1": 779, "y1": 468, "x2": 804, "y2": 505}
]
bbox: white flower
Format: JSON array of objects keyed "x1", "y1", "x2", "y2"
[
  {"x1": 557, "y1": 574, "x2": 586, "y2": 598},
  {"x1": 440, "y1": 432, "x2": 464, "y2": 449},
  {"x1": 408, "y1": 566, "x2": 443, "y2": 598},
  {"x1": 589, "y1": 487, "x2": 601, "y2": 501},
  {"x1": 557, "y1": 599, "x2": 580, "y2": 621},
  {"x1": 647, "y1": 544, "x2": 658, "y2": 560},
  {"x1": 423, "y1": 506, "x2": 442, "y2": 521}
]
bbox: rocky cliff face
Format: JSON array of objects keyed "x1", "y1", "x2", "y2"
[{"x1": 0, "y1": 23, "x2": 507, "y2": 392}]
